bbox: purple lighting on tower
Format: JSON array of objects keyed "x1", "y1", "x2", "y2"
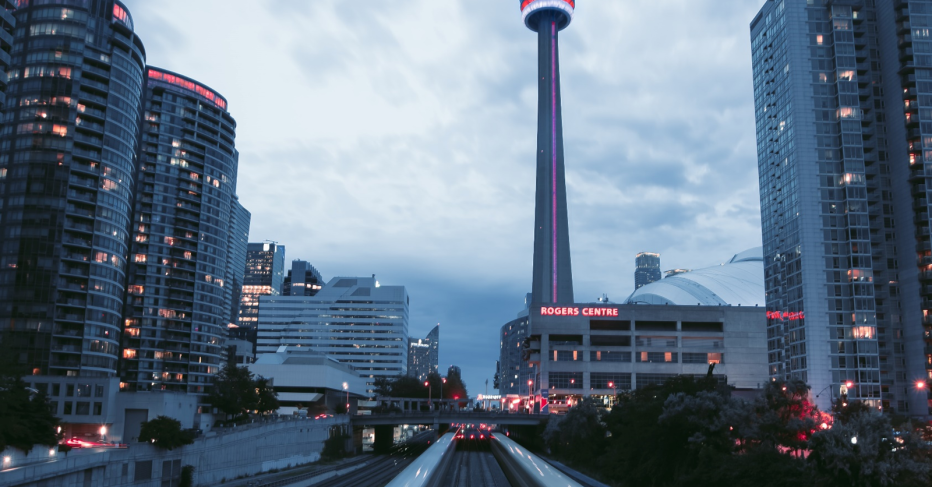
[{"x1": 521, "y1": 0, "x2": 575, "y2": 305}]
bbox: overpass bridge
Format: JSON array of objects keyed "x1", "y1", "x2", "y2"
[{"x1": 350, "y1": 411, "x2": 548, "y2": 427}]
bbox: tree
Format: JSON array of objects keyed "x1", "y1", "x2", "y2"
[
  {"x1": 254, "y1": 377, "x2": 279, "y2": 416},
  {"x1": 544, "y1": 397, "x2": 607, "y2": 468},
  {"x1": 138, "y1": 416, "x2": 195, "y2": 450},
  {"x1": 208, "y1": 362, "x2": 257, "y2": 419},
  {"x1": 0, "y1": 352, "x2": 60, "y2": 452},
  {"x1": 746, "y1": 379, "x2": 826, "y2": 453},
  {"x1": 808, "y1": 411, "x2": 932, "y2": 487}
]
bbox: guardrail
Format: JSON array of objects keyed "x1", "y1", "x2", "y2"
[
  {"x1": 384, "y1": 432, "x2": 455, "y2": 487},
  {"x1": 491, "y1": 433, "x2": 581, "y2": 487}
]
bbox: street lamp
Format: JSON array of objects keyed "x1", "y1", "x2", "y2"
[
  {"x1": 608, "y1": 381, "x2": 616, "y2": 408},
  {"x1": 441, "y1": 377, "x2": 447, "y2": 411},
  {"x1": 424, "y1": 381, "x2": 431, "y2": 410},
  {"x1": 527, "y1": 379, "x2": 533, "y2": 414},
  {"x1": 342, "y1": 382, "x2": 349, "y2": 414}
]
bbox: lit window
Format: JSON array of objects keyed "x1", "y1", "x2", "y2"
[{"x1": 134, "y1": 254, "x2": 147, "y2": 263}]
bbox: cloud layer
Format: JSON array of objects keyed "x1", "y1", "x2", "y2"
[{"x1": 122, "y1": 0, "x2": 766, "y2": 394}]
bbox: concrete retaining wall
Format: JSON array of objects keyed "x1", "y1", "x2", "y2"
[{"x1": 0, "y1": 416, "x2": 348, "y2": 487}]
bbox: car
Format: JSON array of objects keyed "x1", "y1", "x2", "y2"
[
  {"x1": 63, "y1": 437, "x2": 107, "y2": 449},
  {"x1": 455, "y1": 427, "x2": 488, "y2": 442}
]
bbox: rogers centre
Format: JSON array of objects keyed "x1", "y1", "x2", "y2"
[{"x1": 540, "y1": 307, "x2": 620, "y2": 317}]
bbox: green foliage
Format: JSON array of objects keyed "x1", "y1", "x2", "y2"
[
  {"x1": 255, "y1": 377, "x2": 279, "y2": 416},
  {"x1": 208, "y1": 363, "x2": 280, "y2": 419},
  {"x1": 0, "y1": 353, "x2": 61, "y2": 452},
  {"x1": 808, "y1": 411, "x2": 932, "y2": 487},
  {"x1": 535, "y1": 375, "x2": 932, "y2": 487},
  {"x1": 370, "y1": 372, "x2": 469, "y2": 402},
  {"x1": 321, "y1": 434, "x2": 349, "y2": 460},
  {"x1": 179, "y1": 465, "x2": 195, "y2": 487},
  {"x1": 138, "y1": 416, "x2": 195, "y2": 450},
  {"x1": 543, "y1": 397, "x2": 606, "y2": 465}
]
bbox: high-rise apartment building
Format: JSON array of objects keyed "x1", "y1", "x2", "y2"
[
  {"x1": 0, "y1": 1, "x2": 146, "y2": 379},
  {"x1": 255, "y1": 275, "x2": 408, "y2": 393},
  {"x1": 282, "y1": 259, "x2": 323, "y2": 297},
  {"x1": 407, "y1": 324, "x2": 438, "y2": 382},
  {"x1": 226, "y1": 198, "x2": 250, "y2": 324},
  {"x1": 498, "y1": 295, "x2": 532, "y2": 396},
  {"x1": 121, "y1": 67, "x2": 247, "y2": 395},
  {"x1": 750, "y1": 0, "x2": 932, "y2": 415},
  {"x1": 634, "y1": 252, "x2": 661, "y2": 290},
  {"x1": 238, "y1": 242, "x2": 284, "y2": 328}
]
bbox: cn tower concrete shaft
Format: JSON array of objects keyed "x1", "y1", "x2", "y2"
[{"x1": 530, "y1": 10, "x2": 574, "y2": 305}]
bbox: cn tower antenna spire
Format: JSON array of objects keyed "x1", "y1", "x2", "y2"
[{"x1": 520, "y1": 0, "x2": 575, "y2": 305}]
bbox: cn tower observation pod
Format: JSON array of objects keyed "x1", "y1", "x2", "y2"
[{"x1": 520, "y1": 0, "x2": 575, "y2": 31}]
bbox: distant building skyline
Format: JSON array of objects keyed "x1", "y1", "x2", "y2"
[
  {"x1": 238, "y1": 242, "x2": 285, "y2": 329},
  {"x1": 282, "y1": 259, "x2": 324, "y2": 297},
  {"x1": 634, "y1": 252, "x2": 661, "y2": 290},
  {"x1": 407, "y1": 324, "x2": 438, "y2": 382},
  {"x1": 255, "y1": 275, "x2": 409, "y2": 393}
]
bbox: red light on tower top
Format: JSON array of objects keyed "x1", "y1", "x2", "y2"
[{"x1": 520, "y1": 0, "x2": 575, "y2": 31}]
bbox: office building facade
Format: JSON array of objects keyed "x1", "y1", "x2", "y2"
[
  {"x1": 407, "y1": 324, "x2": 438, "y2": 382},
  {"x1": 255, "y1": 276, "x2": 409, "y2": 393},
  {"x1": 238, "y1": 242, "x2": 284, "y2": 328},
  {"x1": 749, "y1": 0, "x2": 932, "y2": 414},
  {"x1": 498, "y1": 295, "x2": 533, "y2": 396},
  {"x1": 0, "y1": 0, "x2": 146, "y2": 379},
  {"x1": 282, "y1": 259, "x2": 323, "y2": 297},
  {"x1": 634, "y1": 252, "x2": 661, "y2": 290},
  {"x1": 121, "y1": 67, "x2": 245, "y2": 396}
]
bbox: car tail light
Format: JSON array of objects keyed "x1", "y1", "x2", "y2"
[
  {"x1": 480, "y1": 435, "x2": 485, "y2": 439},
  {"x1": 470, "y1": 434, "x2": 474, "y2": 439}
]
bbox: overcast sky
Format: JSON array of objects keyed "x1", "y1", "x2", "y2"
[{"x1": 121, "y1": 0, "x2": 766, "y2": 395}]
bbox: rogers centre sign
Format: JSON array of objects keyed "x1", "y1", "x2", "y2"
[{"x1": 540, "y1": 307, "x2": 619, "y2": 317}]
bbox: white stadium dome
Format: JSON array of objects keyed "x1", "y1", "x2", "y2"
[{"x1": 625, "y1": 247, "x2": 765, "y2": 307}]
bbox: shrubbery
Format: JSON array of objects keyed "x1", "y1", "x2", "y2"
[
  {"x1": 539, "y1": 376, "x2": 932, "y2": 487},
  {"x1": 138, "y1": 416, "x2": 195, "y2": 450}
]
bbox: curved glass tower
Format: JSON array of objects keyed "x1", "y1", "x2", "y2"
[
  {"x1": 521, "y1": 0, "x2": 575, "y2": 305},
  {"x1": 122, "y1": 67, "x2": 241, "y2": 396},
  {"x1": 0, "y1": 0, "x2": 145, "y2": 378}
]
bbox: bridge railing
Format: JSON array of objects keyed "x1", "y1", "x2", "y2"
[
  {"x1": 384, "y1": 432, "x2": 456, "y2": 487},
  {"x1": 491, "y1": 433, "x2": 582, "y2": 487}
]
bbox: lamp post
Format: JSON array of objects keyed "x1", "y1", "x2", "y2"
[
  {"x1": 441, "y1": 377, "x2": 446, "y2": 411},
  {"x1": 608, "y1": 381, "x2": 616, "y2": 408},
  {"x1": 527, "y1": 379, "x2": 533, "y2": 414},
  {"x1": 342, "y1": 382, "x2": 349, "y2": 414},
  {"x1": 424, "y1": 381, "x2": 431, "y2": 411}
]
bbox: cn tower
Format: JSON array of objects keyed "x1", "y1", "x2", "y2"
[{"x1": 521, "y1": 0, "x2": 575, "y2": 305}]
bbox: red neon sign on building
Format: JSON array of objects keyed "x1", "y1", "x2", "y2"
[
  {"x1": 540, "y1": 307, "x2": 619, "y2": 317},
  {"x1": 147, "y1": 69, "x2": 227, "y2": 111},
  {"x1": 767, "y1": 311, "x2": 805, "y2": 321}
]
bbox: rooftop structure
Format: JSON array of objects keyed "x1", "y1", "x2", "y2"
[{"x1": 627, "y1": 248, "x2": 765, "y2": 307}]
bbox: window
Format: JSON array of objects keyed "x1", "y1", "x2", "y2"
[
  {"x1": 63, "y1": 402, "x2": 73, "y2": 414},
  {"x1": 636, "y1": 373, "x2": 678, "y2": 389},
  {"x1": 591, "y1": 373, "x2": 631, "y2": 390},
  {"x1": 75, "y1": 384, "x2": 90, "y2": 397},
  {"x1": 636, "y1": 352, "x2": 677, "y2": 363},
  {"x1": 683, "y1": 352, "x2": 724, "y2": 364},
  {"x1": 75, "y1": 402, "x2": 89, "y2": 415},
  {"x1": 93, "y1": 402, "x2": 102, "y2": 415},
  {"x1": 134, "y1": 461, "x2": 153, "y2": 482},
  {"x1": 550, "y1": 350, "x2": 577, "y2": 361},
  {"x1": 589, "y1": 351, "x2": 630, "y2": 362},
  {"x1": 549, "y1": 372, "x2": 583, "y2": 389}
]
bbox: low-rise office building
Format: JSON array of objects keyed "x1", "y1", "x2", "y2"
[
  {"x1": 249, "y1": 347, "x2": 368, "y2": 416},
  {"x1": 527, "y1": 304, "x2": 767, "y2": 412}
]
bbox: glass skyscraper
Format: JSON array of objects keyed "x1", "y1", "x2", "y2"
[
  {"x1": 121, "y1": 67, "x2": 247, "y2": 396},
  {"x1": 238, "y1": 242, "x2": 284, "y2": 328},
  {"x1": 751, "y1": 0, "x2": 932, "y2": 415},
  {"x1": 634, "y1": 252, "x2": 661, "y2": 290},
  {"x1": 0, "y1": 0, "x2": 145, "y2": 379}
]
